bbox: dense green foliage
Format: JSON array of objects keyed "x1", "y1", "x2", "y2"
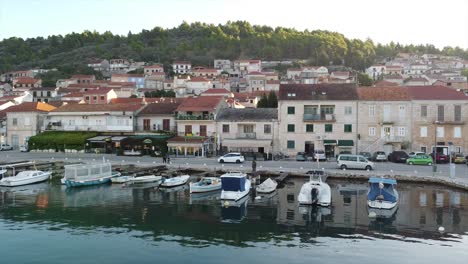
[
  {"x1": 29, "y1": 131, "x2": 99, "y2": 151},
  {"x1": 38, "y1": 65, "x2": 103, "y2": 87},
  {"x1": 358, "y1": 72, "x2": 373, "y2": 86},
  {"x1": 144, "y1": 90, "x2": 176, "y2": 97},
  {"x1": 1, "y1": 21, "x2": 467, "y2": 74},
  {"x1": 257, "y1": 91, "x2": 278, "y2": 108}
]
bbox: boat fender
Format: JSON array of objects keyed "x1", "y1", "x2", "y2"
[{"x1": 379, "y1": 182, "x2": 384, "y2": 189}]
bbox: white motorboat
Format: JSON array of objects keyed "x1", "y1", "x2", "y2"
[
  {"x1": 0, "y1": 168, "x2": 7, "y2": 177},
  {"x1": 111, "y1": 175, "x2": 135, "y2": 184},
  {"x1": 160, "y1": 175, "x2": 190, "y2": 188},
  {"x1": 220, "y1": 171, "x2": 251, "y2": 202},
  {"x1": 297, "y1": 174, "x2": 331, "y2": 206},
  {"x1": 190, "y1": 177, "x2": 221, "y2": 193},
  {"x1": 130, "y1": 175, "x2": 162, "y2": 184},
  {"x1": 220, "y1": 194, "x2": 249, "y2": 223},
  {"x1": 255, "y1": 178, "x2": 277, "y2": 194},
  {"x1": 367, "y1": 177, "x2": 398, "y2": 209},
  {"x1": 0, "y1": 170, "x2": 51, "y2": 187}
]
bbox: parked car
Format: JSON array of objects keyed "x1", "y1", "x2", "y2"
[
  {"x1": 358, "y1": 152, "x2": 372, "y2": 160},
  {"x1": 406, "y1": 155, "x2": 433, "y2": 166},
  {"x1": 408, "y1": 151, "x2": 425, "y2": 158},
  {"x1": 452, "y1": 153, "x2": 466, "y2": 164},
  {"x1": 217, "y1": 153, "x2": 245, "y2": 163},
  {"x1": 388, "y1": 151, "x2": 409, "y2": 163},
  {"x1": 296, "y1": 152, "x2": 307, "y2": 162},
  {"x1": 0, "y1": 143, "x2": 13, "y2": 151},
  {"x1": 337, "y1": 154, "x2": 374, "y2": 171},
  {"x1": 430, "y1": 153, "x2": 449, "y2": 163},
  {"x1": 371, "y1": 151, "x2": 387, "y2": 161},
  {"x1": 313, "y1": 149, "x2": 327, "y2": 161},
  {"x1": 19, "y1": 145, "x2": 28, "y2": 152}
]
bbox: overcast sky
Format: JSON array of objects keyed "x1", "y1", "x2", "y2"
[{"x1": 1, "y1": 0, "x2": 467, "y2": 48}]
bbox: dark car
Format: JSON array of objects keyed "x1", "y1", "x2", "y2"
[
  {"x1": 430, "y1": 153, "x2": 449, "y2": 163},
  {"x1": 388, "y1": 151, "x2": 409, "y2": 163},
  {"x1": 296, "y1": 152, "x2": 307, "y2": 162}
]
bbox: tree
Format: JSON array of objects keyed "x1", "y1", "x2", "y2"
[
  {"x1": 257, "y1": 94, "x2": 268, "y2": 108},
  {"x1": 267, "y1": 91, "x2": 278, "y2": 108},
  {"x1": 461, "y1": 69, "x2": 468, "y2": 79},
  {"x1": 358, "y1": 72, "x2": 373, "y2": 86}
]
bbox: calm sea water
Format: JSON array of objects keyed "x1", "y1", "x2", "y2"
[{"x1": 0, "y1": 178, "x2": 467, "y2": 264}]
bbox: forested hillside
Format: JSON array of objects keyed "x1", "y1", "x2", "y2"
[{"x1": 1, "y1": 21, "x2": 467, "y2": 73}]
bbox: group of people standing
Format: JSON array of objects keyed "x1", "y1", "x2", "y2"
[{"x1": 162, "y1": 153, "x2": 171, "y2": 164}]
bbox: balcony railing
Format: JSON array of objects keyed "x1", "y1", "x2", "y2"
[
  {"x1": 136, "y1": 125, "x2": 176, "y2": 132},
  {"x1": 176, "y1": 114, "x2": 214, "y2": 121},
  {"x1": 303, "y1": 114, "x2": 336, "y2": 122},
  {"x1": 236, "y1": 132, "x2": 256, "y2": 139},
  {"x1": 384, "y1": 136, "x2": 405, "y2": 143}
]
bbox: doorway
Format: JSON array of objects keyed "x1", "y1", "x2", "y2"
[{"x1": 304, "y1": 141, "x2": 314, "y2": 155}]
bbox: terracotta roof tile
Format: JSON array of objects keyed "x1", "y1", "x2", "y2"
[
  {"x1": 374, "y1": 80, "x2": 399, "y2": 87},
  {"x1": 357, "y1": 87, "x2": 410, "y2": 101},
  {"x1": 82, "y1": 88, "x2": 113, "y2": 95},
  {"x1": 138, "y1": 101, "x2": 182, "y2": 115},
  {"x1": 71, "y1": 75, "x2": 95, "y2": 79},
  {"x1": 52, "y1": 103, "x2": 144, "y2": 112},
  {"x1": 188, "y1": 77, "x2": 209, "y2": 82},
  {"x1": 176, "y1": 96, "x2": 223, "y2": 112},
  {"x1": 279, "y1": 84, "x2": 358, "y2": 101},
  {"x1": 202, "y1": 88, "x2": 231, "y2": 94},
  {"x1": 14, "y1": 77, "x2": 40, "y2": 84},
  {"x1": 4, "y1": 102, "x2": 56, "y2": 113},
  {"x1": 407, "y1": 85, "x2": 468, "y2": 100}
]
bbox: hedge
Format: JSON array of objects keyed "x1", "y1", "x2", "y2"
[{"x1": 29, "y1": 131, "x2": 99, "y2": 151}]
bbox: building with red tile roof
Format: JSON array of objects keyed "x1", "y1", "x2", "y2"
[{"x1": 81, "y1": 88, "x2": 117, "y2": 104}]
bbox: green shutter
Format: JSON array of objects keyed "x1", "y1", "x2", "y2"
[{"x1": 338, "y1": 140, "x2": 354, "y2": 146}]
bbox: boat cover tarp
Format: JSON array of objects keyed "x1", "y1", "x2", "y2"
[
  {"x1": 367, "y1": 183, "x2": 397, "y2": 203},
  {"x1": 368, "y1": 177, "x2": 397, "y2": 185},
  {"x1": 221, "y1": 177, "x2": 246, "y2": 192},
  {"x1": 259, "y1": 178, "x2": 277, "y2": 189}
]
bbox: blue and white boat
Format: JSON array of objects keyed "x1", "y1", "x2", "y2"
[
  {"x1": 367, "y1": 177, "x2": 398, "y2": 209},
  {"x1": 220, "y1": 172, "x2": 251, "y2": 202},
  {"x1": 63, "y1": 162, "x2": 120, "y2": 188},
  {"x1": 190, "y1": 177, "x2": 221, "y2": 193},
  {"x1": 221, "y1": 194, "x2": 249, "y2": 223}
]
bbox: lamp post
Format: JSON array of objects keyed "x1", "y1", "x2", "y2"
[{"x1": 433, "y1": 121, "x2": 439, "y2": 176}]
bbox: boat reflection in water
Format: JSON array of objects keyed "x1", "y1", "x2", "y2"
[
  {"x1": 221, "y1": 194, "x2": 249, "y2": 223},
  {"x1": 189, "y1": 190, "x2": 221, "y2": 204}
]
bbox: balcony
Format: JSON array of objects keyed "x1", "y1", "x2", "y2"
[
  {"x1": 384, "y1": 136, "x2": 405, "y2": 143},
  {"x1": 176, "y1": 114, "x2": 214, "y2": 121},
  {"x1": 303, "y1": 114, "x2": 336, "y2": 122},
  {"x1": 236, "y1": 132, "x2": 256, "y2": 139}
]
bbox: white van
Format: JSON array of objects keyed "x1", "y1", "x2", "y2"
[
  {"x1": 313, "y1": 149, "x2": 327, "y2": 161},
  {"x1": 337, "y1": 154, "x2": 374, "y2": 171}
]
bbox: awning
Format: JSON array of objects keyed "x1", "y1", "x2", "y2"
[
  {"x1": 222, "y1": 139, "x2": 272, "y2": 148},
  {"x1": 323, "y1": 139, "x2": 337, "y2": 145},
  {"x1": 87, "y1": 136, "x2": 111, "y2": 142},
  {"x1": 111, "y1": 136, "x2": 127, "y2": 142},
  {"x1": 338, "y1": 140, "x2": 354, "y2": 146}
]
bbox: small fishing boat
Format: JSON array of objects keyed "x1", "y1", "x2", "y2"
[
  {"x1": 111, "y1": 175, "x2": 135, "y2": 184},
  {"x1": 190, "y1": 177, "x2": 221, "y2": 193},
  {"x1": 130, "y1": 175, "x2": 163, "y2": 184},
  {"x1": 160, "y1": 175, "x2": 190, "y2": 188},
  {"x1": 297, "y1": 174, "x2": 331, "y2": 206},
  {"x1": 220, "y1": 171, "x2": 251, "y2": 202},
  {"x1": 255, "y1": 178, "x2": 277, "y2": 194},
  {"x1": 367, "y1": 177, "x2": 398, "y2": 209},
  {"x1": 0, "y1": 170, "x2": 51, "y2": 187},
  {"x1": 63, "y1": 161, "x2": 120, "y2": 188}
]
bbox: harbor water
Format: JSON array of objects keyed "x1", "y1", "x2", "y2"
[{"x1": 0, "y1": 178, "x2": 467, "y2": 264}]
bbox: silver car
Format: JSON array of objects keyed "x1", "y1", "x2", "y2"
[{"x1": 337, "y1": 154, "x2": 374, "y2": 171}]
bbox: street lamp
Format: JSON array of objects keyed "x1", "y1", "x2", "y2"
[{"x1": 433, "y1": 121, "x2": 439, "y2": 176}]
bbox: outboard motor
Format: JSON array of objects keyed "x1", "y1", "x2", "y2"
[{"x1": 311, "y1": 187, "x2": 319, "y2": 206}]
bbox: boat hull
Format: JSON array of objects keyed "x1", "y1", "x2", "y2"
[
  {"x1": 298, "y1": 181, "x2": 331, "y2": 207},
  {"x1": 221, "y1": 179, "x2": 251, "y2": 202},
  {"x1": 160, "y1": 175, "x2": 190, "y2": 188},
  {"x1": 256, "y1": 187, "x2": 276, "y2": 194},
  {"x1": 0, "y1": 172, "x2": 51, "y2": 187},
  {"x1": 367, "y1": 200, "x2": 398, "y2": 209},
  {"x1": 130, "y1": 175, "x2": 162, "y2": 184},
  {"x1": 65, "y1": 176, "x2": 112, "y2": 187},
  {"x1": 111, "y1": 176, "x2": 135, "y2": 184}
]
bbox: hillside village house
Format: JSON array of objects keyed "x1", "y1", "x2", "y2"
[
  {"x1": 5, "y1": 102, "x2": 56, "y2": 148},
  {"x1": 111, "y1": 74, "x2": 145, "y2": 88},
  {"x1": 45, "y1": 103, "x2": 144, "y2": 133},
  {"x1": 87, "y1": 59, "x2": 110, "y2": 72},
  {"x1": 143, "y1": 65, "x2": 164, "y2": 76},
  {"x1": 185, "y1": 77, "x2": 212, "y2": 95},
  {"x1": 172, "y1": 61, "x2": 192, "y2": 74},
  {"x1": 246, "y1": 72, "x2": 266, "y2": 92},
  {"x1": 366, "y1": 65, "x2": 386, "y2": 80},
  {"x1": 167, "y1": 96, "x2": 226, "y2": 157},
  {"x1": 30, "y1": 87, "x2": 57, "y2": 102},
  {"x1": 1, "y1": 70, "x2": 34, "y2": 82},
  {"x1": 145, "y1": 72, "x2": 165, "y2": 89},
  {"x1": 82, "y1": 88, "x2": 117, "y2": 104},
  {"x1": 13, "y1": 77, "x2": 42, "y2": 89},
  {"x1": 357, "y1": 87, "x2": 413, "y2": 155},
  {"x1": 216, "y1": 108, "x2": 279, "y2": 157},
  {"x1": 70, "y1": 75, "x2": 96, "y2": 84},
  {"x1": 136, "y1": 98, "x2": 183, "y2": 132},
  {"x1": 192, "y1": 68, "x2": 219, "y2": 78},
  {"x1": 278, "y1": 84, "x2": 358, "y2": 158},
  {"x1": 214, "y1": 59, "x2": 231, "y2": 70},
  {"x1": 234, "y1": 60, "x2": 262, "y2": 73},
  {"x1": 409, "y1": 86, "x2": 468, "y2": 155}
]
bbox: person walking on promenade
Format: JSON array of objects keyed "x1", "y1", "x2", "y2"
[
  {"x1": 252, "y1": 157, "x2": 257, "y2": 172},
  {"x1": 162, "y1": 153, "x2": 167, "y2": 163}
]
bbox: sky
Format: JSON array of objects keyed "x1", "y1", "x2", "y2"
[{"x1": 0, "y1": 0, "x2": 467, "y2": 49}]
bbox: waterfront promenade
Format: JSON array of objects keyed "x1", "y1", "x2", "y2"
[{"x1": 2, "y1": 150, "x2": 468, "y2": 189}]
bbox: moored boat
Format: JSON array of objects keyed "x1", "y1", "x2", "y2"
[
  {"x1": 160, "y1": 175, "x2": 190, "y2": 188},
  {"x1": 190, "y1": 177, "x2": 221, "y2": 193},
  {"x1": 63, "y1": 162, "x2": 120, "y2": 188},
  {"x1": 130, "y1": 175, "x2": 162, "y2": 184},
  {"x1": 220, "y1": 171, "x2": 251, "y2": 202},
  {"x1": 111, "y1": 175, "x2": 135, "y2": 184},
  {"x1": 0, "y1": 170, "x2": 51, "y2": 187},
  {"x1": 297, "y1": 174, "x2": 331, "y2": 206},
  {"x1": 367, "y1": 177, "x2": 398, "y2": 209},
  {"x1": 255, "y1": 178, "x2": 277, "y2": 194}
]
